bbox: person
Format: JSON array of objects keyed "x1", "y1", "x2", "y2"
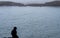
[{"x1": 11, "y1": 27, "x2": 19, "y2": 38}]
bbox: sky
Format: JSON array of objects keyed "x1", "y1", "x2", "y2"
[{"x1": 0, "y1": 0, "x2": 54, "y2": 4}]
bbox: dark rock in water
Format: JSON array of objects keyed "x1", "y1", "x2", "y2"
[{"x1": 3, "y1": 37, "x2": 12, "y2": 38}]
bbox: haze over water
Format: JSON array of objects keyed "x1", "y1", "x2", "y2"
[{"x1": 0, "y1": 6, "x2": 60, "y2": 38}]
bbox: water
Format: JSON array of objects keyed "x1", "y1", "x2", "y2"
[{"x1": 0, "y1": 6, "x2": 60, "y2": 38}]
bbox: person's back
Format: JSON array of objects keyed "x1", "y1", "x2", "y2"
[{"x1": 11, "y1": 27, "x2": 19, "y2": 38}]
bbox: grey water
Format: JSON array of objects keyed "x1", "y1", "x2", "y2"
[{"x1": 0, "y1": 6, "x2": 60, "y2": 38}]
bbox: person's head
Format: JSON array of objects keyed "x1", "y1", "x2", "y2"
[{"x1": 14, "y1": 27, "x2": 17, "y2": 30}]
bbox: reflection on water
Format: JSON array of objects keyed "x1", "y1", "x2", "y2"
[{"x1": 0, "y1": 7, "x2": 60, "y2": 38}]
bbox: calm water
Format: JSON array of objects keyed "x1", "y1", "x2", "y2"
[{"x1": 0, "y1": 7, "x2": 60, "y2": 38}]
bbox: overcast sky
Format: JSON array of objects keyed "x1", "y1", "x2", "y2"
[{"x1": 0, "y1": 0, "x2": 54, "y2": 4}]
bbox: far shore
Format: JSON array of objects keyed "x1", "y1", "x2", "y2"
[{"x1": 0, "y1": 1, "x2": 60, "y2": 7}]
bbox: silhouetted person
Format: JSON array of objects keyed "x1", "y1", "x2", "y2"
[{"x1": 11, "y1": 27, "x2": 19, "y2": 38}]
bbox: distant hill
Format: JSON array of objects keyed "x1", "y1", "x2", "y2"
[
  {"x1": 26, "y1": 1, "x2": 60, "y2": 7},
  {"x1": 0, "y1": 1, "x2": 24, "y2": 6},
  {"x1": 44, "y1": 1, "x2": 60, "y2": 6},
  {"x1": 0, "y1": 1, "x2": 60, "y2": 7},
  {"x1": 25, "y1": 3, "x2": 43, "y2": 7}
]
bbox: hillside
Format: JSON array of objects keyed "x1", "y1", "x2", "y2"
[
  {"x1": 44, "y1": 1, "x2": 60, "y2": 6},
  {"x1": 0, "y1": 1, "x2": 24, "y2": 6},
  {"x1": 26, "y1": 1, "x2": 60, "y2": 7},
  {"x1": 0, "y1": 1, "x2": 60, "y2": 7}
]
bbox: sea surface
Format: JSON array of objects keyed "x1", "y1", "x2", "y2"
[{"x1": 0, "y1": 6, "x2": 60, "y2": 38}]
